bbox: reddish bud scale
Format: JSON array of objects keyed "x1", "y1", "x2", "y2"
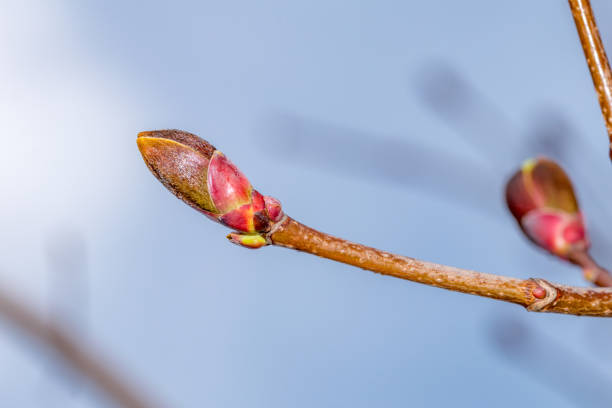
[
  {"x1": 137, "y1": 130, "x2": 284, "y2": 245},
  {"x1": 263, "y1": 196, "x2": 283, "y2": 222},
  {"x1": 532, "y1": 286, "x2": 547, "y2": 299},
  {"x1": 505, "y1": 158, "x2": 588, "y2": 259},
  {"x1": 208, "y1": 151, "x2": 252, "y2": 214}
]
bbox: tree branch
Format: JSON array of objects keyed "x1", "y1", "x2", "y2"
[
  {"x1": 568, "y1": 0, "x2": 612, "y2": 158},
  {"x1": 567, "y1": 249, "x2": 612, "y2": 287},
  {"x1": 0, "y1": 285, "x2": 159, "y2": 408},
  {"x1": 269, "y1": 216, "x2": 612, "y2": 317}
]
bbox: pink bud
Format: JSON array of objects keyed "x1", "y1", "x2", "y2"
[
  {"x1": 263, "y1": 196, "x2": 283, "y2": 222},
  {"x1": 505, "y1": 157, "x2": 588, "y2": 258},
  {"x1": 521, "y1": 210, "x2": 587, "y2": 256},
  {"x1": 207, "y1": 151, "x2": 252, "y2": 214},
  {"x1": 137, "y1": 129, "x2": 284, "y2": 235}
]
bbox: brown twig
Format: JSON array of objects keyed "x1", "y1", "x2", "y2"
[
  {"x1": 568, "y1": 249, "x2": 612, "y2": 287},
  {"x1": 568, "y1": 0, "x2": 612, "y2": 158},
  {"x1": 269, "y1": 216, "x2": 612, "y2": 317},
  {"x1": 135, "y1": 130, "x2": 612, "y2": 316},
  {"x1": 0, "y1": 285, "x2": 159, "y2": 408}
]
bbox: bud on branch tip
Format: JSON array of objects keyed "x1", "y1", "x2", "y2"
[
  {"x1": 505, "y1": 157, "x2": 588, "y2": 262},
  {"x1": 137, "y1": 130, "x2": 284, "y2": 248},
  {"x1": 136, "y1": 132, "x2": 612, "y2": 313}
]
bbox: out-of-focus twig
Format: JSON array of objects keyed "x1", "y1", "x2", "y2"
[
  {"x1": 414, "y1": 62, "x2": 612, "y2": 266},
  {"x1": 257, "y1": 113, "x2": 501, "y2": 216},
  {"x1": 0, "y1": 285, "x2": 160, "y2": 408},
  {"x1": 414, "y1": 63, "x2": 574, "y2": 166},
  {"x1": 414, "y1": 62, "x2": 521, "y2": 170},
  {"x1": 568, "y1": 250, "x2": 612, "y2": 287},
  {"x1": 568, "y1": 0, "x2": 612, "y2": 159},
  {"x1": 45, "y1": 229, "x2": 89, "y2": 332},
  {"x1": 41, "y1": 229, "x2": 90, "y2": 398}
]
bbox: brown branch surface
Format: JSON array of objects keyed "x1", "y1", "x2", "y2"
[
  {"x1": 569, "y1": 0, "x2": 612, "y2": 158},
  {"x1": 567, "y1": 249, "x2": 612, "y2": 287},
  {"x1": 269, "y1": 216, "x2": 612, "y2": 317},
  {"x1": 0, "y1": 286, "x2": 159, "y2": 408}
]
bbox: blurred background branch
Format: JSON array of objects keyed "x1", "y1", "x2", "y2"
[{"x1": 0, "y1": 283, "x2": 160, "y2": 408}]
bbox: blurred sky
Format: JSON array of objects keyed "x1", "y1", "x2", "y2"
[{"x1": 2, "y1": 0, "x2": 612, "y2": 407}]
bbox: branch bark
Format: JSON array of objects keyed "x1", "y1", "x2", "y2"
[
  {"x1": 567, "y1": 249, "x2": 612, "y2": 287},
  {"x1": 0, "y1": 285, "x2": 159, "y2": 408},
  {"x1": 568, "y1": 0, "x2": 612, "y2": 158},
  {"x1": 269, "y1": 216, "x2": 612, "y2": 317}
]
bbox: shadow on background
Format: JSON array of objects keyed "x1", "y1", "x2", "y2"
[
  {"x1": 487, "y1": 315, "x2": 612, "y2": 408},
  {"x1": 257, "y1": 60, "x2": 612, "y2": 266}
]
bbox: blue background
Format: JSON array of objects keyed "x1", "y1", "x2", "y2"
[{"x1": 2, "y1": 0, "x2": 612, "y2": 406}]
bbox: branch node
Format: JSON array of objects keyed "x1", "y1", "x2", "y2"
[
  {"x1": 527, "y1": 279, "x2": 558, "y2": 311},
  {"x1": 265, "y1": 214, "x2": 289, "y2": 245}
]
